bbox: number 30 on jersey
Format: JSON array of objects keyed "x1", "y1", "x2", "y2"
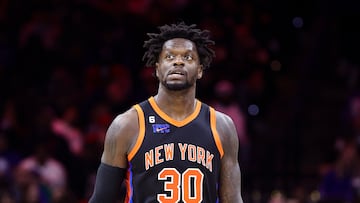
[{"x1": 157, "y1": 168, "x2": 204, "y2": 203}]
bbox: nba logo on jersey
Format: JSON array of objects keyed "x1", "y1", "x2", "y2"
[{"x1": 152, "y1": 124, "x2": 170, "y2": 134}]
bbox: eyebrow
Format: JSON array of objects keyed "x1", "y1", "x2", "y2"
[{"x1": 163, "y1": 50, "x2": 196, "y2": 54}]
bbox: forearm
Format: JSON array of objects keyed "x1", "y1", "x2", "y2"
[
  {"x1": 89, "y1": 163, "x2": 126, "y2": 203},
  {"x1": 219, "y1": 157, "x2": 243, "y2": 202},
  {"x1": 220, "y1": 173, "x2": 243, "y2": 202}
]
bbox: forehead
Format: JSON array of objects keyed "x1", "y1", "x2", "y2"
[{"x1": 162, "y1": 38, "x2": 197, "y2": 52}]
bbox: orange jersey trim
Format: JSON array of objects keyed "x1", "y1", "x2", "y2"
[
  {"x1": 127, "y1": 104, "x2": 146, "y2": 161},
  {"x1": 148, "y1": 96, "x2": 201, "y2": 127},
  {"x1": 210, "y1": 107, "x2": 224, "y2": 158}
]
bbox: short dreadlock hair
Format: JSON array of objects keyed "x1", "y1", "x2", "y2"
[{"x1": 142, "y1": 21, "x2": 215, "y2": 70}]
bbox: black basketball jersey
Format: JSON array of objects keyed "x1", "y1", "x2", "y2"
[{"x1": 124, "y1": 97, "x2": 224, "y2": 203}]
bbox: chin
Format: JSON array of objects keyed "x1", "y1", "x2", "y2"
[{"x1": 165, "y1": 82, "x2": 191, "y2": 91}]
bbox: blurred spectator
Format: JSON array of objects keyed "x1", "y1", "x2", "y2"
[
  {"x1": 210, "y1": 79, "x2": 250, "y2": 166},
  {"x1": 318, "y1": 138, "x2": 360, "y2": 202},
  {"x1": 0, "y1": 132, "x2": 21, "y2": 182},
  {"x1": 0, "y1": 100, "x2": 17, "y2": 133},
  {"x1": 47, "y1": 66, "x2": 82, "y2": 114},
  {"x1": 51, "y1": 105, "x2": 84, "y2": 157},
  {"x1": 13, "y1": 165, "x2": 51, "y2": 203},
  {"x1": 136, "y1": 66, "x2": 157, "y2": 99},
  {"x1": 104, "y1": 64, "x2": 134, "y2": 115},
  {"x1": 0, "y1": 132, "x2": 21, "y2": 203},
  {"x1": 16, "y1": 141, "x2": 68, "y2": 203},
  {"x1": 0, "y1": 99, "x2": 23, "y2": 154},
  {"x1": 211, "y1": 79, "x2": 249, "y2": 146},
  {"x1": 84, "y1": 102, "x2": 112, "y2": 145},
  {"x1": 18, "y1": 9, "x2": 62, "y2": 51}
]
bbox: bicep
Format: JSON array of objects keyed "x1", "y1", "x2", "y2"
[
  {"x1": 101, "y1": 120, "x2": 126, "y2": 167},
  {"x1": 220, "y1": 146, "x2": 242, "y2": 202},
  {"x1": 101, "y1": 109, "x2": 139, "y2": 168}
]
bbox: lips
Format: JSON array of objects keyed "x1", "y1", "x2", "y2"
[{"x1": 168, "y1": 70, "x2": 185, "y2": 76}]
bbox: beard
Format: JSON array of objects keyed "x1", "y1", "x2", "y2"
[{"x1": 162, "y1": 80, "x2": 192, "y2": 91}]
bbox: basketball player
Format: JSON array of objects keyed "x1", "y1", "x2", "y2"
[{"x1": 89, "y1": 21, "x2": 243, "y2": 203}]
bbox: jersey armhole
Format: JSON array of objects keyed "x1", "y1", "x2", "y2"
[
  {"x1": 127, "y1": 104, "x2": 146, "y2": 161},
  {"x1": 209, "y1": 107, "x2": 224, "y2": 158}
]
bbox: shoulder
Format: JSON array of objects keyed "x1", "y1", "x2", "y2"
[
  {"x1": 106, "y1": 106, "x2": 140, "y2": 147},
  {"x1": 214, "y1": 110, "x2": 236, "y2": 136},
  {"x1": 101, "y1": 106, "x2": 141, "y2": 166},
  {"x1": 213, "y1": 110, "x2": 239, "y2": 152},
  {"x1": 206, "y1": 103, "x2": 236, "y2": 136},
  {"x1": 109, "y1": 107, "x2": 139, "y2": 133}
]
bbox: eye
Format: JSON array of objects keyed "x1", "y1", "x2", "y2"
[
  {"x1": 165, "y1": 54, "x2": 174, "y2": 60},
  {"x1": 184, "y1": 55, "x2": 193, "y2": 60}
]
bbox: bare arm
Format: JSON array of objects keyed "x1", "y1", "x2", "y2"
[
  {"x1": 216, "y1": 111, "x2": 244, "y2": 203},
  {"x1": 89, "y1": 107, "x2": 139, "y2": 202},
  {"x1": 101, "y1": 107, "x2": 139, "y2": 167}
]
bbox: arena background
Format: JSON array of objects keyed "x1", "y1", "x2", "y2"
[{"x1": 0, "y1": 0, "x2": 359, "y2": 202}]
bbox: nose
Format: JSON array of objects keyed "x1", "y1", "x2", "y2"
[{"x1": 173, "y1": 55, "x2": 184, "y2": 66}]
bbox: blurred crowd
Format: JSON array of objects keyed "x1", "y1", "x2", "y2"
[{"x1": 0, "y1": 0, "x2": 360, "y2": 202}]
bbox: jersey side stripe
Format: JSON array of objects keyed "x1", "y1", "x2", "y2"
[
  {"x1": 210, "y1": 107, "x2": 224, "y2": 158},
  {"x1": 124, "y1": 167, "x2": 133, "y2": 203},
  {"x1": 128, "y1": 104, "x2": 146, "y2": 161}
]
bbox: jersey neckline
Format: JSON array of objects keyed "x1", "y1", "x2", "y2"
[{"x1": 148, "y1": 96, "x2": 202, "y2": 127}]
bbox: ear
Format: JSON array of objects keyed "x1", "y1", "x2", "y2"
[
  {"x1": 197, "y1": 65, "x2": 203, "y2": 79},
  {"x1": 155, "y1": 63, "x2": 159, "y2": 78}
]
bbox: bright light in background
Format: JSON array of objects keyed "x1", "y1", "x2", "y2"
[
  {"x1": 292, "y1": 16, "x2": 304, "y2": 28},
  {"x1": 270, "y1": 60, "x2": 282, "y2": 71},
  {"x1": 310, "y1": 190, "x2": 321, "y2": 202},
  {"x1": 248, "y1": 104, "x2": 260, "y2": 116}
]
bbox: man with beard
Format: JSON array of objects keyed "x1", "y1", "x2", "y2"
[{"x1": 89, "y1": 21, "x2": 244, "y2": 203}]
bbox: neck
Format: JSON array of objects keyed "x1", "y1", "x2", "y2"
[{"x1": 154, "y1": 85, "x2": 197, "y2": 121}]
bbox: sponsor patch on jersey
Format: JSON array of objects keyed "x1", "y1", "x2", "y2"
[{"x1": 152, "y1": 124, "x2": 170, "y2": 134}]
